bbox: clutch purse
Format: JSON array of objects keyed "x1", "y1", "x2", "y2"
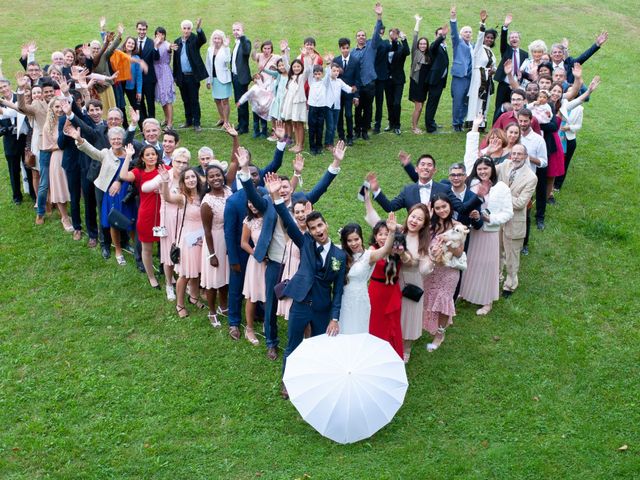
[{"x1": 401, "y1": 283, "x2": 424, "y2": 302}]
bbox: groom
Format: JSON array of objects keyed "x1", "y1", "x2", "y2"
[{"x1": 265, "y1": 173, "x2": 346, "y2": 399}]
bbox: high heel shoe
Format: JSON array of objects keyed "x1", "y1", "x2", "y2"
[
  {"x1": 208, "y1": 312, "x2": 221, "y2": 328},
  {"x1": 426, "y1": 327, "x2": 446, "y2": 352},
  {"x1": 476, "y1": 304, "x2": 492, "y2": 316},
  {"x1": 244, "y1": 327, "x2": 259, "y2": 346},
  {"x1": 216, "y1": 306, "x2": 229, "y2": 317},
  {"x1": 176, "y1": 305, "x2": 189, "y2": 318},
  {"x1": 61, "y1": 217, "x2": 74, "y2": 232},
  {"x1": 189, "y1": 296, "x2": 206, "y2": 309}
]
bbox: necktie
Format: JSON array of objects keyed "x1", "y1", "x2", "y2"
[
  {"x1": 512, "y1": 50, "x2": 519, "y2": 76},
  {"x1": 138, "y1": 39, "x2": 143, "y2": 53},
  {"x1": 316, "y1": 244, "x2": 324, "y2": 270}
]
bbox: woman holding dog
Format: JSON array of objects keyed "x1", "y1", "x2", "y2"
[{"x1": 423, "y1": 194, "x2": 465, "y2": 352}]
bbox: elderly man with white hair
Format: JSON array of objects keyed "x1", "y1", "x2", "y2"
[
  {"x1": 449, "y1": 6, "x2": 473, "y2": 131},
  {"x1": 172, "y1": 18, "x2": 208, "y2": 132}
]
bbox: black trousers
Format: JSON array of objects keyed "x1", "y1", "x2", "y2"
[
  {"x1": 492, "y1": 81, "x2": 512, "y2": 123},
  {"x1": 385, "y1": 80, "x2": 405, "y2": 129},
  {"x1": 139, "y1": 80, "x2": 156, "y2": 124},
  {"x1": 64, "y1": 158, "x2": 83, "y2": 231},
  {"x1": 535, "y1": 166, "x2": 547, "y2": 222},
  {"x1": 308, "y1": 106, "x2": 326, "y2": 151},
  {"x1": 178, "y1": 74, "x2": 201, "y2": 127},
  {"x1": 232, "y1": 74, "x2": 249, "y2": 132},
  {"x1": 374, "y1": 79, "x2": 389, "y2": 130},
  {"x1": 80, "y1": 155, "x2": 99, "y2": 240},
  {"x1": 554, "y1": 139, "x2": 577, "y2": 190},
  {"x1": 354, "y1": 81, "x2": 375, "y2": 135},
  {"x1": 337, "y1": 92, "x2": 354, "y2": 141},
  {"x1": 425, "y1": 81, "x2": 445, "y2": 132}
]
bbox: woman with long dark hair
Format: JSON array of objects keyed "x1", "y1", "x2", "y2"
[
  {"x1": 458, "y1": 156, "x2": 513, "y2": 315},
  {"x1": 119, "y1": 144, "x2": 161, "y2": 289},
  {"x1": 338, "y1": 214, "x2": 398, "y2": 336}
]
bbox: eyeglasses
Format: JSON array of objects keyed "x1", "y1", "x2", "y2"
[{"x1": 449, "y1": 173, "x2": 465, "y2": 177}]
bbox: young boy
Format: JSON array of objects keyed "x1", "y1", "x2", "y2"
[
  {"x1": 325, "y1": 62, "x2": 357, "y2": 151},
  {"x1": 307, "y1": 65, "x2": 329, "y2": 155}
]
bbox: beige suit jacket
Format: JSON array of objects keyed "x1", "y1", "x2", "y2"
[{"x1": 497, "y1": 160, "x2": 537, "y2": 239}]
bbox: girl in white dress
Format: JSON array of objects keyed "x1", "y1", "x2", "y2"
[{"x1": 280, "y1": 55, "x2": 312, "y2": 153}]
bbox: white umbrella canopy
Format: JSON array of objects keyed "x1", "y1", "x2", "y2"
[{"x1": 283, "y1": 333, "x2": 409, "y2": 444}]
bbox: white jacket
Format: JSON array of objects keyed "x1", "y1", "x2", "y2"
[
  {"x1": 205, "y1": 46, "x2": 232, "y2": 84},
  {"x1": 469, "y1": 180, "x2": 514, "y2": 232}
]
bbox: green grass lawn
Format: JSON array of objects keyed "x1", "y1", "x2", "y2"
[{"x1": 1, "y1": 1, "x2": 639, "y2": 478}]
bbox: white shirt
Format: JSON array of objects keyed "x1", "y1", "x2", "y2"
[
  {"x1": 232, "y1": 41, "x2": 239, "y2": 74},
  {"x1": 417, "y1": 180, "x2": 433, "y2": 205},
  {"x1": 520, "y1": 129, "x2": 548, "y2": 170},
  {"x1": 316, "y1": 241, "x2": 331, "y2": 266},
  {"x1": 326, "y1": 77, "x2": 353, "y2": 110},
  {"x1": 307, "y1": 74, "x2": 329, "y2": 108}
]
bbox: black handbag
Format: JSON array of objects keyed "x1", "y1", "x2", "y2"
[
  {"x1": 107, "y1": 207, "x2": 133, "y2": 231},
  {"x1": 274, "y1": 242, "x2": 291, "y2": 300},
  {"x1": 402, "y1": 283, "x2": 424, "y2": 302},
  {"x1": 86, "y1": 159, "x2": 102, "y2": 182},
  {"x1": 170, "y1": 195, "x2": 187, "y2": 264}
]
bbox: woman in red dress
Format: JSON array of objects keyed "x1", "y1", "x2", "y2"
[
  {"x1": 119, "y1": 145, "x2": 162, "y2": 289},
  {"x1": 367, "y1": 221, "x2": 404, "y2": 359}
]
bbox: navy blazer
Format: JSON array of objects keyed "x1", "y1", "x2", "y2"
[
  {"x1": 231, "y1": 143, "x2": 285, "y2": 193},
  {"x1": 427, "y1": 35, "x2": 449, "y2": 87},
  {"x1": 439, "y1": 179, "x2": 483, "y2": 230},
  {"x1": 374, "y1": 38, "x2": 391, "y2": 81},
  {"x1": 450, "y1": 20, "x2": 473, "y2": 78},
  {"x1": 57, "y1": 116, "x2": 79, "y2": 171},
  {"x1": 139, "y1": 38, "x2": 160, "y2": 84},
  {"x1": 334, "y1": 54, "x2": 362, "y2": 91},
  {"x1": 242, "y1": 167, "x2": 338, "y2": 262},
  {"x1": 275, "y1": 201, "x2": 346, "y2": 320},
  {"x1": 173, "y1": 29, "x2": 208, "y2": 85},
  {"x1": 232, "y1": 36, "x2": 252, "y2": 85},
  {"x1": 224, "y1": 188, "x2": 250, "y2": 266}
]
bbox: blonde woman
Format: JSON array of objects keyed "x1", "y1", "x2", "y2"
[{"x1": 205, "y1": 30, "x2": 232, "y2": 126}]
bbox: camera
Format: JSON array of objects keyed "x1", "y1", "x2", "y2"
[{"x1": 153, "y1": 226, "x2": 168, "y2": 238}]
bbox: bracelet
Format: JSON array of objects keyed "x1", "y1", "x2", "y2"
[{"x1": 208, "y1": 253, "x2": 216, "y2": 259}]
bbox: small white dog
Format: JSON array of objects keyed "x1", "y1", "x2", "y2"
[{"x1": 430, "y1": 224, "x2": 470, "y2": 269}]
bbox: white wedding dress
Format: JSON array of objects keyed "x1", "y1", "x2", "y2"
[{"x1": 339, "y1": 251, "x2": 375, "y2": 334}]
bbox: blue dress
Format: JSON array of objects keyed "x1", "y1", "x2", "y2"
[{"x1": 100, "y1": 159, "x2": 135, "y2": 230}]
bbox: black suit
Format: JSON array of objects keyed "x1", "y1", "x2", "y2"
[
  {"x1": 231, "y1": 35, "x2": 252, "y2": 132},
  {"x1": 1, "y1": 95, "x2": 32, "y2": 203},
  {"x1": 373, "y1": 38, "x2": 391, "y2": 131},
  {"x1": 424, "y1": 35, "x2": 449, "y2": 132},
  {"x1": 493, "y1": 27, "x2": 528, "y2": 122},
  {"x1": 333, "y1": 54, "x2": 361, "y2": 142},
  {"x1": 137, "y1": 37, "x2": 160, "y2": 123},
  {"x1": 385, "y1": 38, "x2": 410, "y2": 130},
  {"x1": 173, "y1": 28, "x2": 207, "y2": 127}
]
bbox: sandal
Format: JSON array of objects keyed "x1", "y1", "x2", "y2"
[
  {"x1": 244, "y1": 327, "x2": 259, "y2": 346},
  {"x1": 426, "y1": 327, "x2": 446, "y2": 352},
  {"x1": 61, "y1": 218, "x2": 74, "y2": 232},
  {"x1": 476, "y1": 304, "x2": 492, "y2": 316},
  {"x1": 116, "y1": 255, "x2": 127, "y2": 266},
  {"x1": 229, "y1": 326, "x2": 241, "y2": 340},
  {"x1": 216, "y1": 306, "x2": 229, "y2": 317},
  {"x1": 412, "y1": 128, "x2": 424, "y2": 135},
  {"x1": 189, "y1": 296, "x2": 206, "y2": 309},
  {"x1": 176, "y1": 305, "x2": 189, "y2": 318},
  {"x1": 208, "y1": 312, "x2": 221, "y2": 328}
]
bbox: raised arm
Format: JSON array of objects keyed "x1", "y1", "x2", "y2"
[
  {"x1": 368, "y1": 212, "x2": 398, "y2": 264},
  {"x1": 400, "y1": 150, "x2": 419, "y2": 183},
  {"x1": 450, "y1": 6, "x2": 459, "y2": 49},
  {"x1": 500, "y1": 14, "x2": 512, "y2": 55},
  {"x1": 259, "y1": 120, "x2": 287, "y2": 177},
  {"x1": 66, "y1": 125, "x2": 103, "y2": 161},
  {"x1": 158, "y1": 165, "x2": 186, "y2": 206},
  {"x1": 118, "y1": 143, "x2": 136, "y2": 182},
  {"x1": 363, "y1": 179, "x2": 382, "y2": 227},
  {"x1": 266, "y1": 173, "x2": 305, "y2": 248}
]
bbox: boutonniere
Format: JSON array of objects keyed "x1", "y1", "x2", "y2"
[{"x1": 331, "y1": 257, "x2": 342, "y2": 272}]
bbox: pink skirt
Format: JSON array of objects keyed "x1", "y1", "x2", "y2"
[
  {"x1": 422, "y1": 264, "x2": 458, "y2": 335},
  {"x1": 459, "y1": 229, "x2": 500, "y2": 305},
  {"x1": 243, "y1": 256, "x2": 266, "y2": 303},
  {"x1": 200, "y1": 228, "x2": 229, "y2": 289},
  {"x1": 176, "y1": 234, "x2": 202, "y2": 279},
  {"x1": 49, "y1": 150, "x2": 70, "y2": 203},
  {"x1": 160, "y1": 202, "x2": 178, "y2": 266}
]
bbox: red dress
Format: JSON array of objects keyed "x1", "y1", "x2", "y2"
[
  {"x1": 547, "y1": 116, "x2": 566, "y2": 178},
  {"x1": 368, "y1": 257, "x2": 404, "y2": 359},
  {"x1": 133, "y1": 168, "x2": 161, "y2": 243}
]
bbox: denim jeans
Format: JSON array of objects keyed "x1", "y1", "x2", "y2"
[
  {"x1": 324, "y1": 108, "x2": 340, "y2": 146},
  {"x1": 36, "y1": 151, "x2": 51, "y2": 216}
]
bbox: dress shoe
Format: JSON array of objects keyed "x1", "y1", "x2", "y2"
[
  {"x1": 502, "y1": 289, "x2": 513, "y2": 298},
  {"x1": 266, "y1": 347, "x2": 278, "y2": 361},
  {"x1": 193, "y1": 126, "x2": 203, "y2": 133},
  {"x1": 101, "y1": 246, "x2": 111, "y2": 259},
  {"x1": 229, "y1": 326, "x2": 241, "y2": 340},
  {"x1": 536, "y1": 220, "x2": 545, "y2": 231},
  {"x1": 87, "y1": 238, "x2": 97, "y2": 248},
  {"x1": 280, "y1": 382, "x2": 289, "y2": 400},
  {"x1": 453, "y1": 125, "x2": 463, "y2": 132},
  {"x1": 521, "y1": 246, "x2": 529, "y2": 256},
  {"x1": 361, "y1": 132, "x2": 370, "y2": 140},
  {"x1": 178, "y1": 123, "x2": 193, "y2": 129},
  {"x1": 394, "y1": 128, "x2": 401, "y2": 135},
  {"x1": 346, "y1": 139, "x2": 354, "y2": 147},
  {"x1": 13, "y1": 199, "x2": 22, "y2": 206},
  {"x1": 383, "y1": 126, "x2": 392, "y2": 132},
  {"x1": 372, "y1": 128, "x2": 381, "y2": 135}
]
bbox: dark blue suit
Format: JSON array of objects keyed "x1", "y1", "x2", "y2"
[
  {"x1": 333, "y1": 54, "x2": 361, "y2": 142},
  {"x1": 57, "y1": 116, "x2": 82, "y2": 232},
  {"x1": 242, "y1": 167, "x2": 338, "y2": 348},
  {"x1": 223, "y1": 146, "x2": 284, "y2": 328},
  {"x1": 274, "y1": 201, "x2": 346, "y2": 373}
]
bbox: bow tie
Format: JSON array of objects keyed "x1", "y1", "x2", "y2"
[{"x1": 419, "y1": 184, "x2": 431, "y2": 189}]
